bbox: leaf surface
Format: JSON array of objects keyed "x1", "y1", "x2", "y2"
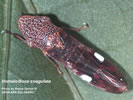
[{"x1": 1, "y1": 0, "x2": 133, "y2": 100}]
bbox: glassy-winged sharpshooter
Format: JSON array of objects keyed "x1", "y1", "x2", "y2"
[{"x1": 3, "y1": 15, "x2": 128, "y2": 94}]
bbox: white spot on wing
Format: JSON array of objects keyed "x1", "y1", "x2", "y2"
[
  {"x1": 80, "y1": 74, "x2": 92, "y2": 83},
  {"x1": 94, "y1": 52, "x2": 104, "y2": 62}
]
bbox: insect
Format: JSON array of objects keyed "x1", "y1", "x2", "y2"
[{"x1": 2, "y1": 15, "x2": 128, "y2": 93}]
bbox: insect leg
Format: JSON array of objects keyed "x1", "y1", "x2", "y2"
[
  {"x1": 46, "y1": 55, "x2": 62, "y2": 76},
  {"x1": 63, "y1": 23, "x2": 89, "y2": 32},
  {"x1": 1, "y1": 30, "x2": 26, "y2": 41}
]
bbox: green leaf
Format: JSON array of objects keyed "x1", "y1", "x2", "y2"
[{"x1": 1, "y1": 0, "x2": 133, "y2": 100}]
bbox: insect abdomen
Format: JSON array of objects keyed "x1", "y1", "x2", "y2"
[{"x1": 46, "y1": 31, "x2": 127, "y2": 93}]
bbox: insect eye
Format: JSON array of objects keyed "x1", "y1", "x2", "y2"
[{"x1": 119, "y1": 78, "x2": 123, "y2": 82}]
